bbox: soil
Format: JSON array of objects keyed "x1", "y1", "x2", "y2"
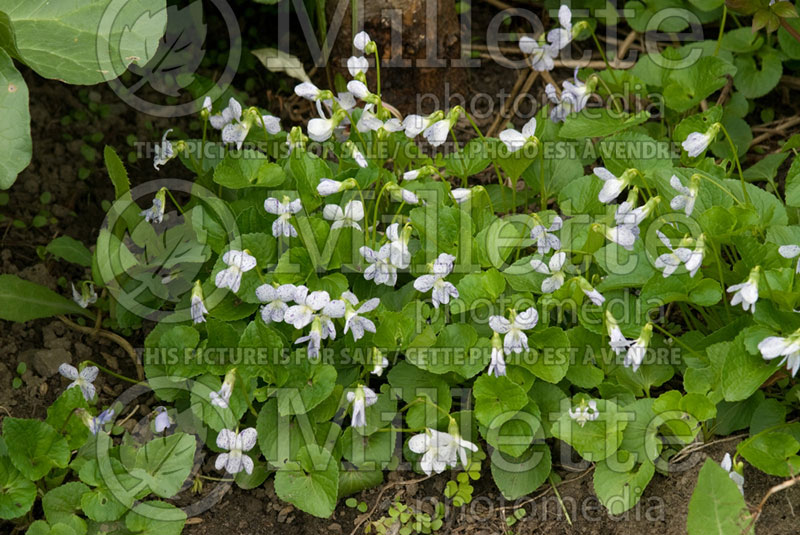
[{"x1": 2, "y1": 3, "x2": 800, "y2": 535}]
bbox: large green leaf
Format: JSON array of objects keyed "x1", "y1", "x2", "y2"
[
  {"x1": 0, "y1": 455, "x2": 36, "y2": 519},
  {"x1": 274, "y1": 444, "x2": 339, "y2": 518},
  {"x1": 129, "y1": 433, "x2": 196, "y2": 498},
  {"x1": 45, "y1": 236, "x2": 93, "y2": 267},
  {"x1": 0, "y1": 48, "x2": 30, "y2": 189},
  {"x1": 490, "y1": 444, "x2": 551, "y2": 500},
  {"x1": 3, "y1": 418, "x2": 70, "y2": 480},
  {"x1": 559, "y1": 110, "x2": 650, "y2": 139},
  {"x1": 0, "y1": 274, "x2": 93, "y2": 321},
  {"x1": 42, "y1": 482, "x2": 90, "y2": 535},
  {"x1": 213, "y1": 150, "x2": 286, "y2": 189},
  {"x1": 125, "y1": 501, "x2": 187, "y2": 535},
  {"x1": 551, "y1": 399, "x2": 628, "y2": 462},
  {"x1": 473, "y1": 374, "x2": 529, "y2": 429},
  {"x1": 0, "y1": 0, "x2": 167, "y2": 85},
  {"x1": 593, "y1": 452, "x2": 655, "y2": 515},
  {"x1": 687, "y1": 460, "x2": 753, "y2": 535}
]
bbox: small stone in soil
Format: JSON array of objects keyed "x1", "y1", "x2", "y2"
[
  {"x1": 277, "y1": 505, "x2": 294, "y2": 523},
  {"x1": 32, "y1": 347, "x2": 72, "y2": 377}
]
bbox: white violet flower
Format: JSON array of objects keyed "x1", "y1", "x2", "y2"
[
  {"x1": 215, "y1": 250, "x2": 256, "y2": 293},
  {"x1": 682, "y1": 123, "x2": 721, "y2": 158},
  {"x1": 569, "y1": 399, "x2": 599, "y2": 427},
  {"x1": 209, "y1": 97, "x2": 242, "y2": 130},
  {"x1": 531, "y1": 215, "x2": 563, "y2": 254},
  {"x1": 519, "y1": 36, "x2": 558, "y2": 71},
  {"x1": 215, "y1": 428, "x2": 258, "y2": 475},
  {"x1": 81, "y1": 408, "x2": 114, "y2": 435},
  {"x1": 605, "y1": 311, "x2": 631, "y2": 356},
  {"x1": 347, "y1": 55, "x2": 369, "y2": 76},
  {"x1": 593, "y1": 167, "x2": 636, "y2": 204},
  {"x1": 720, "y1": 453, "x2": 745, "y2": 495},
  {"x1": 191, "y1": 280, "x2": 208, "y2": 324},
  {"x1": 347, "y1": 385, "x2": 378, "y2": 427},
  {"x1": 670, "y1": 175, "x2": 699, "y2": 216},
  {"x1": 758, "y1": 330, "x2": 800, "y2": 377},
  {"x1": 779, "y1": 245, "x2": 800, "y2": 273},
  {"x1": 153, "y1": 129, "x2": 174, "y2": 170},
  {"x1": 255, "y1": 283, "x2": 297, "y2": 324},
  {"x1": 284, "y1": 286, "x2": 333, "y2": 329},
  {"x1": 71, "y1": 282, "x2": 98, "y2": 308},
  {"x1": 264, "y1": 196, "x2": 303, "y2": 238},
  {"x1": 59, "y1": 363, "x2": 99, "y2": 401},
  {"x1": 727, "y1": 267, "x2": 760, "y2": 313},
  {"x1": 489, "y1": 307, "x2": 539, "y2": 355},
  {"x1": 323, "y1": 200, "x2": 365, "y2": 231},
  {"x1": 413, "y1": 253, "x2": 459, "y2": 308},
  {"x1": 530, "y1": 251, "x2": 569, "y2": 293},
  {"x1": 547, "y1": 4, "x2": 575, "y2": 50},
  {"x1": 624, "y1": 323, "x2": 652, "y2": 372},
  {"x1": 499, "y1": 117, "x2": 538, "y2": 153},
  {"x1": 154, "y1": 406, "x2": 172, "y2": 433},
  {"x1": 353, "y1": 31, "x2": 374, "y2": 52},
  {"x1": 654, "y1": 230, "x2": 693, "y2": 278},
  {"x1": 408, "y1": 428, "x2": 478, "y2": 475},
  {"x1": 487, "y1": 332, "x2": 506, "y2": 377},
  {"x1": 342, "y1": 291, "x2": 380, "y2": 341},
  {"x1": 210, "y1": 369, "x2": 236, "y2": 409}
]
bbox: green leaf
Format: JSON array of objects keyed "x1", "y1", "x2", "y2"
[
  {"x1": 103, "y1": 146, "x2": 130, "y2": 199},
  {"x1": 340, "y1": 427, "x2": 396, "y2": 469},
  {"x1": 130, "y1": 433, "x2": 196, "y2": 498},
  {"x1": 42, "y1": 482, "x2": 89, "y2": 535},
  {"x1": 737, "y1": 432, "x2": 800, "y2": 477},
  {"x1": 45, "y1": 236, "x2": 93, "y2": 267},
  {"x1": 443, "y1": 138, "x2": 491, "y2": 179},
  {"x1": 687, "y1": 460, "x2": 753, "y2": 535},
  {"x1": 45, "y1": 387, "x2": 89, "y2": 450},
  {"x1": 473, "y1": 375, "x2": 528, "y2": 429},
  {"x1": 0, "y1": 48, "x2": 31, "y2": 189},
  {"x1": 78, "y1": 458, "x2": 135, "y2": 522},
  {"x1": 518, "y1": 327, "x2": 571, "y2": 383},
  {"x1": 663, "y1": 56, "x2": 736, "y2": 112},
  {"x1": 0, "y1": 455, "x2": 36, "y2": 519},
  {"x1": 560, "y1": 110, "x2": 650, "y2": 139},
  {"x1": 406, "y1": 323, "x2": 479, "y2": 376},
  {"x1": 338, "y1": 465, "x2": 383, "y2": 497},
  {"x1": 3, "y1": 418, "x2": 70, "y2": 480},
  {"x1": 490, "y1": 444, "x2": 551, "y2": 500},
  {"x1": 450, "y1": 268, "x2": 506, "y2": 315},
  {"x1": 734, "y1": 47, "x2": 782, "y2": 99},
  {"x1": 213, "y1": 150, "x2": 286, "y2": 189},
  {"x1": 277, "y1": 362, "x2": 337, "y2": 416},
  {"x1": 284, "y1": 149, "x2": 329, "y2": 213},
  {"x1": 24, "y1": 520, "x2": 77, "y2": 535},
  {"x1": 0, "y1": 0, "x2": 167, "y2": 85},
  {"x1": 619, "y1": 398, "x2": 661, "y2": 465},
  {"x1": 125, "y1": 501, "x2": 187, "y2": 535},
  {"x1": 274, "y1": 444, "x2": 339, "y2": 518},
  {"x1": 714, "y1": 336, "x2": 778, "y2": 402},
  {"x1": 551, "y1": 399, "x2": 628, "y2": 462},
  {"x1": 593, "y1": 453, "x2": 655, "y2": 515},
  {"x1": 251, "y1": 47, "x2": 311, "y2": 83},
  {"x1": 0, "y1": 274, "x2": 92, "y2": 321}
]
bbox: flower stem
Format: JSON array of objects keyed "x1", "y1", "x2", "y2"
[
  {"x1": 200, "y1": 118, "x2": 208, "y2": 172},
  {"x1": 85, "y1": 360, "x2": 140, "y2": 385},
  {"x1": 589, "y1": 26, "x2": 619, "y2": 85},
  {"x1": 714, "y1": 6, "x2": 727, "y2": 57},
  {"x1": 371, "y1": 182, "x2": 392, "y2": 247},
  {"x1": 719, "y1": 124, "x2": 751, "y2": 205}
]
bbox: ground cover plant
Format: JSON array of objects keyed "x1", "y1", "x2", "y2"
[{"x1": 1, "y1": 0, "x2": 800, "y2": 534}]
